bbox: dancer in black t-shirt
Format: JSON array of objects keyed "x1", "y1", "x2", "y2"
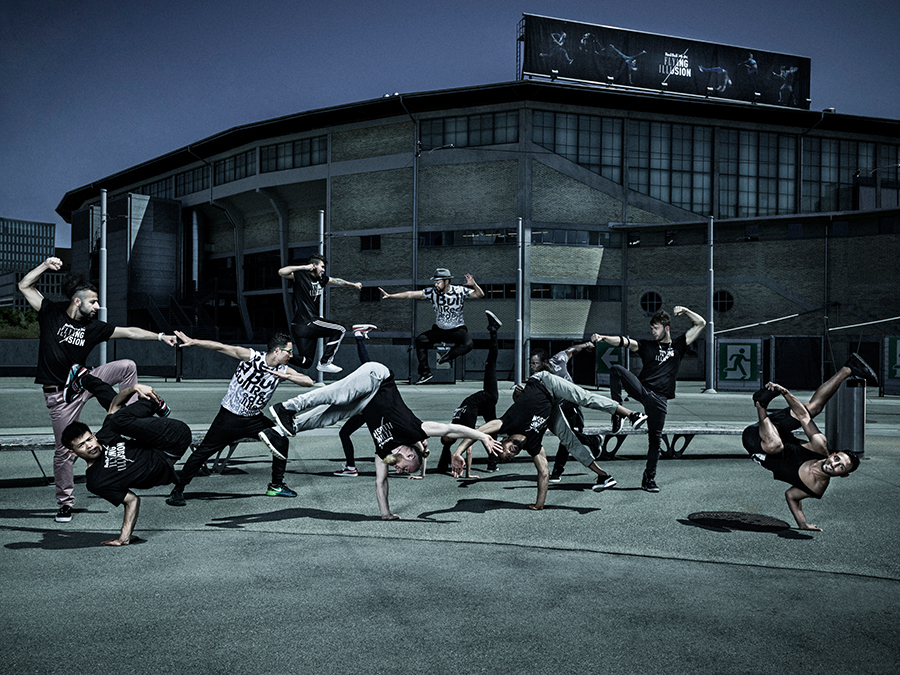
[
  {"x1": 61, "y1": 382, "x2": 191, "y2": 546},
  {"x1": 279, "y1": 253, "x2": 363, "y2": 374},
  {"x1": 592, "y1": 306, "x2": 706, "y2": 493}
]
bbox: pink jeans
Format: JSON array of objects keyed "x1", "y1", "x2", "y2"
[{"x1": 44, "y1": 359, "x2": 138, "y2": 507}]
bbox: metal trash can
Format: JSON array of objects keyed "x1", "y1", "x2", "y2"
[{"x1": 825, "y1": 378, "x2": 866, "y2": 456}]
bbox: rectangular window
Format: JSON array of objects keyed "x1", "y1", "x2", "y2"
[
  {"x1": 360, "y1": 287, "x2": 381, "y2": 302},
  {"x1": 530, "y1": 284, "x2": 621, "y2": 301},
  {"x1": 420, "y1": 111, "x2": 519, "y2": 150},
  {"x1": 534, "y1": 111, "x2": 623, "y2": 183},
  {"x1": 360, "y1": 234, "x2": 381, "y2": 251},
  {"x1": 260, "y1": 136, "x2": 327, "y2": 173},
  {"x1": 214, "y1": 150, "x2": 256, "y2": 186}
]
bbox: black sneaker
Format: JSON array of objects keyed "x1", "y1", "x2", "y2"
[
  {"x1": 485, "y1": 310, "x2": 502, "y2": 332},
  {"x1": 629, "y1": 412, "x2": 648, "y2": 429},
  {"x1": 548, "y1": 473, "x2": 562, "y2": 484},
  {"x1": 269, "y1": 402, "x2": 295, "y2": 437},
  {"x1": 55, "y1": 505, "x2": 73, "y2": 522},
  {"x1": 641, "y1": 471, "x2": 660, "y2": 493},
  {"x1": 752, "y1": 387, "x2": 779, "y2": 408},
  {"x1": 415, "y1": 372, "x2": 434, "y2": 385},
  {"x1": 845, "y1": 353, "x2": 878, "y2": 386},
  {"x1": 63, "y1": 364, "x2": 91, "y2": 404},
  {"x1": 258, "y1": 427, "x2": 289, "y2": 460},
  {"x1": 591, "y1": 475, "x2": 617, "y2": 491},
  {"x1": 610, "y1": 414, "x2": 622, "y2": 434},
  {"x1": 166, "y1": 487, "x2": 186, "y2": 506}
]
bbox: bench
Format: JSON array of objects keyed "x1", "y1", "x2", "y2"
[
  {"x1": 582, "y1": 425, "x2": 746, "y2": 458},
  {"x1": 0, "y1": 432, "x2": 263, "y2": 483}
]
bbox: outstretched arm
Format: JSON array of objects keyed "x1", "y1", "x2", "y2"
[
  {"x1": 111, "y1": 326, "x2": 177, "y2": 347},
  {"x1": 673, "y1": 306, "x2": 707, "y2": 345},
  {"x1": 263, "y1": 365, "x2": 315, "y2": 388},
  {"x1": 18, "y1": 257, "x2": 63, "y2": 311},
  {"x1": 379, "y1": 287, "x2": 426, "y2": 300},
  {"x1": 422, "y1": 421, "x2": 501, "y2": 455},
  {"x1": 563, "y1": 341, "x2": 594, "y2": 360},
  {"x1": 449, "y1": 419, "x2": 504, "y2": 477},
  {"x1": 591, "y1": 333, "x2": 639, "y2": 353},
  {"x1": 103, "y1": 491, "x2": 140, "y2": 546},
  {"x1": 327, "y1": 277, "x2": 363, "y2": 290},
  {"x1": 463, "y1": 274, "x2": 485, "y2": 299},
  {"x1": 175, "y1": 330, "x2": 250, "y2": 361},
  {"x1": 785, "y1": 487, "x2": 821, "y2": 531},
  {"x1": 374, "y1": 455, "x2": 399, "y2": 520}
]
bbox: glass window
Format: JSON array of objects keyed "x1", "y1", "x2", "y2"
[{"x1": 640, "y1": 292, "x2": 662, "y2": 313}]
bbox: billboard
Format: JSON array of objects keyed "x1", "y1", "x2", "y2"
[{"x1": 522, "y1": 14, "x2": 811, "y2": 109}]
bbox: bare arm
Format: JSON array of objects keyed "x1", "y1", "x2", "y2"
[
  {"x1": 374, "y1": 455, "x2": 398, "y2": 520},
  {"x1": 326, "y1": 277, "x2": 363, "y2": 290},
  {"x1": 785, "y1": 487, "x2": 821, "y2": 531},
  {"x1": 463, "y1": 274, "x2": 485, "y2": 299},
  {"x1": 775, "y1": 384, "x2": 828, "y2": 455},
  {"x1": 18, "y1": 257, "x2": 62, "y2": 311},
  {"x1": 673, "y1": 306, "x2": 707, "y2": 345},
  {"x1": 591, "y1": 333, "x2": 639, "y2": 352},
  {"x1": 103, "y1": 491, "x2": 140, "y2": 546},
  {"x1": 174, "y1": 330, "x2": 250, "y2": 360},
  {"x1": 527, "y1": 448, "x2": 549, "y2": 511},
  {"x1": 449, "y1": 420, "x2": 504, "y2": 477},
  {"x1": 263, "y1": 366, "x2": 315, "y2": 388},
  {"x1": 107, "y1": 384, "x2": 160, "y2": 415},
  {"x1": 563, "y1": 341, "x2": 595, "y2": 359},
  {"x1": 278, "y1": 263, "x2": 314, "y2": 278},
  {"x1": 379, "y1": 287, "x2": 426, "y2": 300},
  {"x1": 111, "y1": 326, "x2": 178, "y2": 347}
]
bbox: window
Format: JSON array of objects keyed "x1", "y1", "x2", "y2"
[
  {"x1": 420, "y1": 111, "x2": 518, "y2": 150},
  {"x1": 533, "y1": 110, "x2": 622, "y2": 183},
  {"x1": 360, "y1": 287, "x2": 381, "y2": 302},
  {"x1": 713, "y1": 290, "x2": 734, "y2": 312},
  {"x1": 802, "y1": 138, "x2": 874, "y2": 212},
  {"x1": 531, "y1": 228, "x2": 621, "y2": 246},
  {"x1": 720, "y1": 130, "x2": 796, "y2": 218},
  {"x1": 214, "y1": 150, "x2": 256, "y2": 186},
  {"x1": 531, "y1": 284, "x2": 621, "y2": 301},
  {"x1": 628, "y1": 231, "x2": 641, "y2": 247},
  {"x1": 480, "y1": 283, "x2": 517, "y2": 299},
  {"x1": 360, "y1": 235, "x2": 381, "y2": 251},
  {"x1": 640, "y1": 292, "x2": 662, "y2": 313},
  {"x1": 175, "y1": 166, "x2": 210, "y2": 197},
  {"x1": 419, "y1": 229, "x2": 516, "y2": 247}
]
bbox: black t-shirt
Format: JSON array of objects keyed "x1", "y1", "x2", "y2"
[
  {"x1": 362, "y1": 374, "x2": 428, "y2": 458},
  {"x1": 762, "y1": 442, "x2": 823, "y2": 499},
  {"x1": 637, "y1": 334, "x2": 688, "y2": 399},
  {"x1": 35, "y1": 298, "x2": 116, "y2": 385},
  {"x1": 291, "y1": 270, "x2": 329, "y2": 323},
  {"x1": 86, "y1": 417, "x2": 177, "y2": 506},
  {"x1": 497, "y1": 376, "x2": 553, "y2": 457}
]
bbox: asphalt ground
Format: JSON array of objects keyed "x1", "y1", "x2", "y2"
[{"x1": 1, "y1": 376, "x2": 899, "y2": 675}]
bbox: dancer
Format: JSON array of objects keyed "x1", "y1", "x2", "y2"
[
  {"x1": 279, "y1": 253, "x2": 362, "y2": 374},
  {"x1": 165, "y1": 332, "x2": 314, "y2": 506},
  {"x1": 592, "y1": 305, "x2": 706, "y2": 493},
  {"x1": 609, "y1": 44, "x2": 646, "y2": 85},
  {"x1": 260, "y1": 363, "x2": 501, "y2": 520},
  {"x1": 331, "y1": 323, "x2": 379, "y2": 477},
  {"x1": 60, "y1": 380, "x2": 190, "y2": 546},
  {"x1": 379, "y1": 268, "x2": 485, "y2": 384},
  {"x1": 18, "y1": 256, "x2": 177, "y2": 523},
  {"x1": 741, "y1": 354, "x2": 876, "y2": 531},
  {"x1": 451, "y1": 371, "x2": 645, "y2": 509}
]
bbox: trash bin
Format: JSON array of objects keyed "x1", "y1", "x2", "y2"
[
  {"x1": 825, "y1": 378, "x2": 866, "y2": 456},
  {"x1": 429, "y1": 344, "x2": 456, "y2": 384}
]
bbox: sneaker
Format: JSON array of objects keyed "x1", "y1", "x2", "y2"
[
  {"x1": 415, "y1": 372, "x2": 434, "y2": 385},
  {"x1": 166, "y1": 487, "x2": 186, "y2": 506},
  {"x1": 258, "y1": 427, "x2": 288, "y2": 461},
  {"x1": 269, "y1": 402, "x2": 296, "y2": 437},
  {"x1": 333, "y1": 465, "x2": 359, "y2": 477},
  {"x1": 155, "y1": 397, "x2": 171, "y2": 418},
  {"x1": 317, "y1": 362, "x2": 342, "y2": 374},
  {"x1": 266, "y1": 482, "x2": 298, "y2": 498},
  {"x1": 63, "y1": 364, "x2": 91, "y2": 404},
  {"x1": 846, "y1": 353, "x2": 878, "y2": 386},
  {"x1": 751, "y1": 453, "x2": 767, "y2": 467},
  {"x1": 352, "y1": 324, "x2": 377, "y2": 339},
  {"x1": 641, "y1": 471, "x2": 660, "y2": 493},
  {"x1": 629, "y1": 412, "x2": 648, "y2": 429},
  {"x1": 610, "y1": 414, "x2": 622, "y2": 434},
  {"x1": 549, "y1": 474, "x2": 562, "y2": 484},
  {"x1": 592, "y1": 475, "x2": 617, "y2": 492},
  {"x1": 752, "y1": 387, "x2": 779, "y2": 408},
  {"x1": 485, "y1": 310, "x2": 502, "y2": 332},
  {"x1": 484, "y1": 462, "x2": 500, "y2": 473},
  {"x1": 55, "y1": 505, "x2": 73, "y2": 522}
]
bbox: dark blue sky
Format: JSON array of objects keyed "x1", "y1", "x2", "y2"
[{"x1": 2, "y1": 0, "x2": 898, "y2": 248}]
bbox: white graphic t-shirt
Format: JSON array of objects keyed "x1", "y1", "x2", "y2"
[
  {"x1": 423, "y1": 285, "x2": 473, "y2": 330},
  {"x1": 221, "y1": 350, "x2": 285, "y2": 417}
]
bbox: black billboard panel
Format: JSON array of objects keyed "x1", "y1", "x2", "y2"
[{"x1": 522, "y1": 14, "x2": 810, "y2": 109}]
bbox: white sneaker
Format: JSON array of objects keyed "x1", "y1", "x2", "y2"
[
  {"x1": 317, "y1": 362, "x2": 342, "y2": 373},
  {"x1": 352, "y1": 324, "x2": 377, "y2": 338}
]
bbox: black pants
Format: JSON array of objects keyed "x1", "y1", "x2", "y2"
[
  {"x1": 290, "y1": 316, "x2": 346, "y2": 369},
  {"x1": 437, "y1": 330, "x2": 498, "y2": 472},
  {"x1": 179, "y1": 407, "x2": 288, "y2": 487},
  {"x1": 609, "y1": 364, "x2": 668, "y2": 475},
  {"x1": 415, "y1": 324, "x2": 473, "y2": 376}
]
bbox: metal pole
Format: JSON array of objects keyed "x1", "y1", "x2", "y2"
[
  {"x1": 704, "y1": 215, "x2": 715, "y2": 392},
  {"x1": 316, "y1": 209, "x2": 325, "y2": 383},
  {"x1": 99, "y1": 189, "x2": 108, "y2": 365},
  {"x1": 515, "y1": 216, "x2": 524, "y2": 386}
]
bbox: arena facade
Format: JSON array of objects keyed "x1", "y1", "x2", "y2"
[{"x1": 56, "y1": 79, "x2": 900, "y2": 385}]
